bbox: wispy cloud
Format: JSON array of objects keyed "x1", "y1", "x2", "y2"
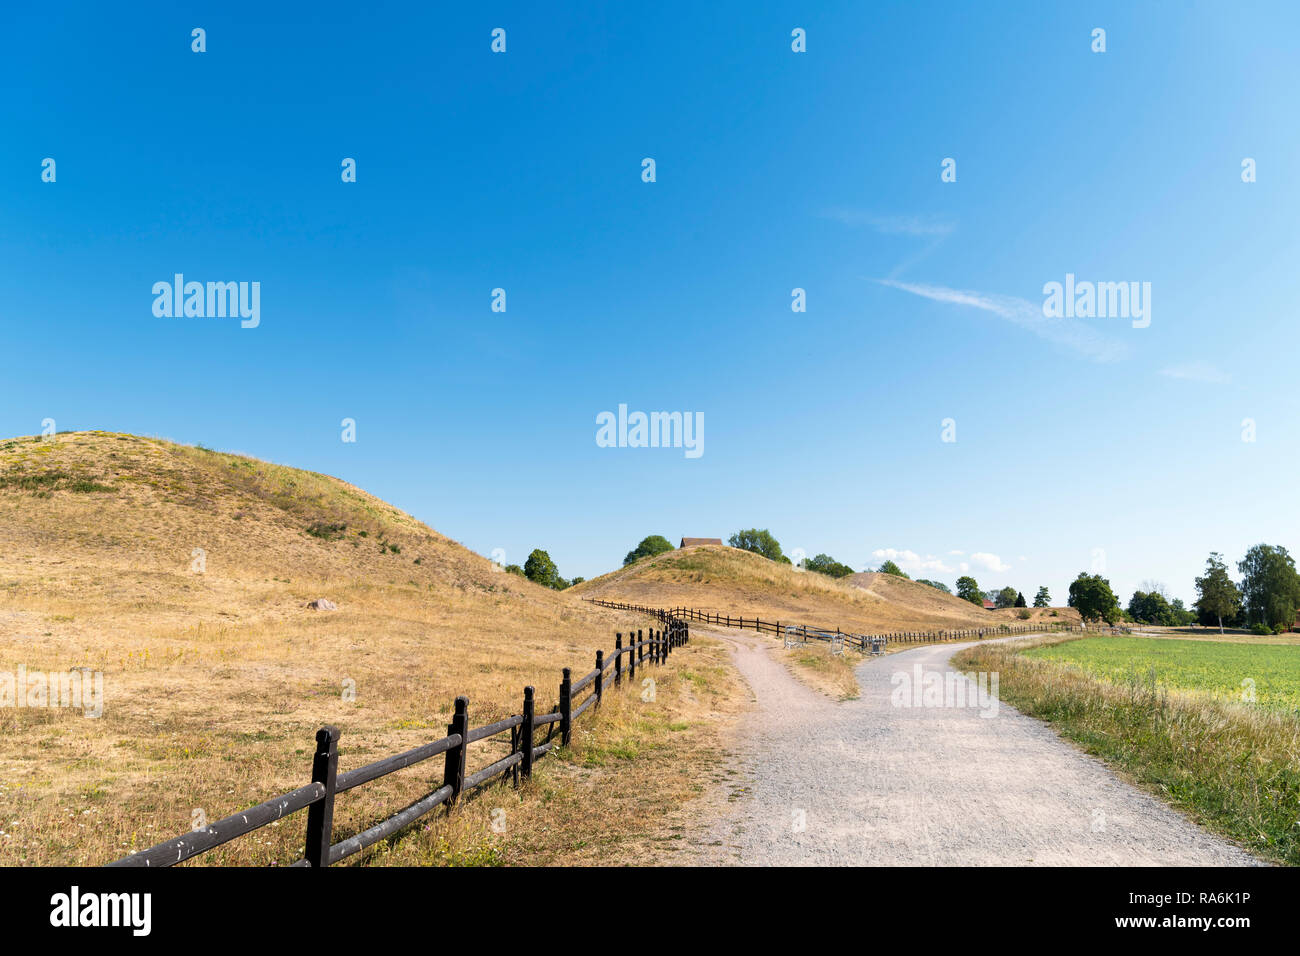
[
  {"x1": 875, "y1": 278, "x2": 1132, "y2": 363},
  {"x1": 1159, "y1": 361, "x2": 1231, "y2": 385},
  {"x1": 824, "y1": 209, "x2": 956, "y2": 238}
]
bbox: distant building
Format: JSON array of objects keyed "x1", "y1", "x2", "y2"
[
  {"x1": 982, "y1": 599, "x2": 997, "y2": 610},
  {"x1": 680, "y1": 537, "x2": 723, "y2": 548}
]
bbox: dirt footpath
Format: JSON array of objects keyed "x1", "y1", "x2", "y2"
[{"x1": 689, "y1": 628, "x2": 1260, "y2": 866}]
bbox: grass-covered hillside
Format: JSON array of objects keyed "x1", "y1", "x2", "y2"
[
  {"x1": 573, "y1": 544, "x2": 1001, "y2": 632},
  {"x1": 0, "y1": 431, "x2": 722, "y2": 865}
]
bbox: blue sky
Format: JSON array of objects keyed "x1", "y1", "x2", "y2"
[{"x1": 3, "y1": 2, "x2": 1297, "y2": 605}]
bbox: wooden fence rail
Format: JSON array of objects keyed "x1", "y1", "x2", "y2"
[
  {"x1": 583, "y1": 599, "x2": 1129, "y2": 653},
  {"x1": 109, "y1": 610, "x2": 690, "y2": 868}
]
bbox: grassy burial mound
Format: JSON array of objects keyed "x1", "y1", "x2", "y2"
[
  {"x1": 0, "y1": 431, "x2": 735, "y2": 865},
  {"x1": 990, "y1": 605, "x2": 1083, "y2": 625},
  {"x1": 573, "y1": 546, "x2": 999, "y2": 633},
  {"x1": 845, "y1": 573, "x2": 1081, "y2": 626}
]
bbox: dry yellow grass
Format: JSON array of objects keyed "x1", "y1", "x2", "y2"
[
  {"x1": 779, "y1": 644, "x2": 863, "y2": 701},
  {"x1": 332, "y1": 633, "x2": 747, "y2": 866},
  {"x1": 0, "y1": 431, "x2": 739, "y2": 865},
  {"x1": 574, "y1": 547, "x2": 1006, "y2": 633},
  {"x1": 989, "y1": 605, "x2": 1084, "y2": 625}
]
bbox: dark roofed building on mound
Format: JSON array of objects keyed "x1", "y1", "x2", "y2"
[{"x1": 680, "y1": 537, "x2": 723, "y2": 548}]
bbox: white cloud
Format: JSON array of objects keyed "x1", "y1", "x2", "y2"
[
  {"x1": 876, "y1": 278, "x2": 1131, "y2": 363},
  {"x1": 871, "y1": 548, "x2": 955, "y2": 575},
  {"x1": 872, "y1": 548, "x2": 1014, "y2": 578},
  {"x1": 1159, "y1": 361, "x2": 1231, "y2": 385},
  {"x1": 969, "y1": 552, "x2": 1012, "y2": 573}
]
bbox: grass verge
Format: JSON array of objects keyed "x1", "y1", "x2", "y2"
[
  {"x1": 953, "y1": 635, "x2": 1300, "y2": 865},
  {"x1": 780, "y1": 643, "x2": 862, "y2": 701},
  {"x1": 347, "y1": 634, "x2": 744, "y2": 866}
]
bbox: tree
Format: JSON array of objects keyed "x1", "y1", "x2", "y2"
[
  {"x1": 1033, "y1": 586, "x2": 1051, "y2": 608},
  {"x1": 624, "y1": 535, "x2": 674, "y2": 566},
  {"x1": 804, "y1": 553, "x2": 855, "y2": 578},
  {"x1": 728, "y1": 529, "x2": 785, "y2": 563},
  {"x1": 524, "y1": 548, "x2": 564, "y2": 590},
  {"x1": 956, "y1": 576, "x2": 983, "y2": 606},
  {"x1": 1014, "y1": 591, "x2": 1027, "y2": 608},
  {"x1": 994, "y1": 586, "x2": 1019, "y2": 609},
  {"x1": 877, "y1": 559, "x2": 910, "y2": 579},
  {"x1": 1127, "y1": 590, "x2": 1174, "y2": 626},
  {"x1": 916, "y1": 579, "x2": 952, "y2": 594},
  {"x1": 1067, "y1": 572, "x2": 1120, "y2": 624},
  {"x1": 1169, "y1": 598, "x2": 1196, "y2": 626},
  {"x1": 1140, "y1": 580, "x2": 1170, "y2": 600},
  {"x1": 1194, "y1": 552, "x2": 1242, "y2": 634},
  {"x1": 567, "y1": 576, "x2": 585, "y2": 587},
  {"x1": 504, "y1": 564, "x2": 525, "y2": 577},
  {"x1": 1237, "y1": 544, "x2": 1300, "y2": 630}
]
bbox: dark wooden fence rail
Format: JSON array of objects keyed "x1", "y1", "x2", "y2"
[
  {"x1": 584, "y1": 599, "x2": 1129, "y2": 652},
  {"x1": 108, "y1": 610, "x2": 690, "y2": 868}
]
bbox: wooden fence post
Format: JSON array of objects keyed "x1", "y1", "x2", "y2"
[
  {"x1": 520, "y1": 686, "x2": 535, "y2": 781},
  {"x1": 629, "y1": 631, "x2": 637, "y2": 680},
  {"x1": 559, "y1": 668, "x2": 572, "y2": 746},
  {"x1": 615, "y1": 635, "x2": 623, "y2": 687},
  {"x1": 304, "y1": 725, "x2": 340, "y2": 867},
  {"x1": 594, "y1": 650, "x2": 604, "y2": 708},
  {"x1": 443, "y1": 696, "x2": 469, "y2": 807}
]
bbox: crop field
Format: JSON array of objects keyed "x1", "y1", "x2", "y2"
[{"x1": 1022, "y1": 635, "x2": 1300, "y2": 712}]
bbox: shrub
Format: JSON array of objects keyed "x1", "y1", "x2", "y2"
[
  {"x1": 877, "y1": 560, "x2": 910, "y2": 579},
  {"x1": 803, "y1": 553, "x2": 855, "y2": 578},
  {"x1": 728, "y1": 528, "x2": 785, "y2": 562},
  {"x1": 623, "y1": 535, "x2": 674, "y2": 566},
  {"x1": 1017, "y1": 608, "x2": 1032, "y2": 620},
  {"x1": 66, "y1": 478, "x2": 116, "y2": 493},
  {"x1": 305, "y1": 522, "x2": 347, "y2": 540},
  {"x1": 524, "y1": 549, "x2": 565, "y2": 590}
]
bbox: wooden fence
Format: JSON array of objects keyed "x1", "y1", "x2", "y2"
[
  {"x1": 109, "y1": 610, "x2": 689, "y2": 868},
  {"x1": 584, "y1": 599, "x2": 1129, "y2": 652}
]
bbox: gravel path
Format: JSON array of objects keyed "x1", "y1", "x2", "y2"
[{"x1": 699, "y1": 628, "x2": 1261, "y2": 866}]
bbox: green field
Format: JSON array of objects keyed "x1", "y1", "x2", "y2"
[{"x1": 1023, "y1": 635, "x2": 1300, "y2": 712}]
